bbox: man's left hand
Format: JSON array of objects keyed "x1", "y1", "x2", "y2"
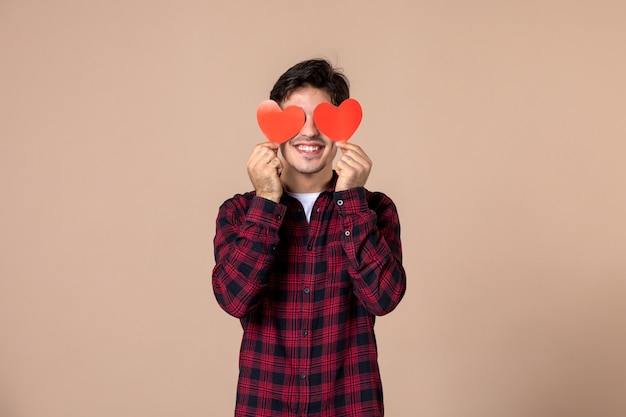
[{"x1": 335, "y1": 142, "x2": 372, "y2": 192}]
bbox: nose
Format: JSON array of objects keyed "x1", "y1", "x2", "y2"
[{"x1": 299, "y1": 114, "x2": 319, "y2": 138}]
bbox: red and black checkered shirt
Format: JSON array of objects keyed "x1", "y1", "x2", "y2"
[{"x1": 212, "y1": 174, "x2": 406, "y2": 417}]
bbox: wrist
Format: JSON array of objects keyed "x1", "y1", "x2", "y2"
[{"x1": 256, "y1": 191, "x2": 282, "y2": 203}]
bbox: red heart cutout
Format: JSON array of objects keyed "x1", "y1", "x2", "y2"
[
  {"x1": 313, "y1": 98, "x2": 362, "y2": 142},
  {"x1": 256, "y1": 100, "x2": 305, "y2": 144}
]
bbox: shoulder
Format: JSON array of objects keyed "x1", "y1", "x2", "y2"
[
  {"x1": 363, "y1": 189, "x2": 402, "y2": 230},
  {"x1": 217, "y1": 191, "x2": 256, "y2": 215},
  {"x1": 217, "y1": 190, "x2": 287, "y2": 223},
  {"x1": 364, "y1": 189, "x2": 397, "y2": 211}
]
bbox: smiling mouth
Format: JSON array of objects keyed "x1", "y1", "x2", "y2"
[{"x1": 295, "y1": 144, "x2": 323, "y2": 153}]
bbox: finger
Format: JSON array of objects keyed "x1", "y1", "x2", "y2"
[
  {"x1": 255, "y1": 156, "x2": 280, "y2": 175},
  {"x1": 275, "y1": 157, "x2": 284, "y2": 176},
  {"x1": 336, "y1": 142, "x2": 371, "y2": 165},
  {"x1": 248, "y1": 143, "x2": 268, "y2": 163},
  {"x1": 335, "y1": 158, "x2": 356, "y2": 174},
  {"x1": 338, "y1": 156, "x2": 359, "y2": 172},
  {"x1": 249, "y1": 143, "x2": 279, "y2": 166},
  {"x1": 253, "y1": 142, "x2": 279, "y2": 155},
  {"x1": 335, "y1": 141, "x2": 362, "y2": 153},
  {"x1": 340, "y1": 151, "x2": 371, "y2": 173},
  {"x1": 258, "y1": 141, "x2": 280, "y2": 151},
  {"x1": 268, "y1": 158, "x2": 282, "y2": 169},
  {"x1": 341, "y1": 150, "x2": 369, "y2": 167}
]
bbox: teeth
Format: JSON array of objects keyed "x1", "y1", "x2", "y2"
[{"x1": 296, "y1": 145, "x2": 320, "y2": 152}]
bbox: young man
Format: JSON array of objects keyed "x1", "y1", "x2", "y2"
[{"x1": 212, "y1": 59, "x2": 406, "y2": 417}]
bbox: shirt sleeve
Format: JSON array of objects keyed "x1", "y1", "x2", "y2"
[
  {"x1": 212, "y1": 195, "x2": 286, "y2": 318},
  {"x1": 333, "y1": 187, "x2": 407, "y2": 316}
]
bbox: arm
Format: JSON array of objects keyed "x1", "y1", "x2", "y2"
[
  {"x1": 333, "y1": 142, "x2": 406, "y2": 315},
  {"x1": 334, "y1": 187, "x2": 406, "y2": 316},
  {"x1": 212, "y1": 142, "x2": 285, "y2": 318},
  {"x1": 212, "y1": 195, "x2": 286, "y2": 318}
]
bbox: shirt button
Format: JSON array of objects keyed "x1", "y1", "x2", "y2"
[
  {"x1": 336, "y1": 199, "x2": 344, "y2": 206},
  {"x1": 307, "y1": 245, "x2": 312, "y2": 251},
  {"x1": 276, "y1": 214, "x2": 282, "y2": 220},
  {"x1": 304, "y1": 287, "x2": 310, "y2": 294},
  {"x1": 303, "y1": 330, "x2": 308, "y2": 336},
  {"x1": 300, "y1": 373, "x2": 307, "y2": 379},
  {"x1": 344, "y1": 231, "x2": 351, "y2": 237}
]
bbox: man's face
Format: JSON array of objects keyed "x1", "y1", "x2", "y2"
[{"x1": 279, "y1": 86, "x2": 337, "y2": 176}]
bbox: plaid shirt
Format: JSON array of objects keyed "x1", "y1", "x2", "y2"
[{"x1": 212, "y1": 173, "x2": 406, "y2": 417}]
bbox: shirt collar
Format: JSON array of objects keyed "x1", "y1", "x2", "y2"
[
  {"x1": 326, "y1": 170, "x2": 339, "y2": 193},
  {"x1": 279, "y1": 171, "x2": 338, "y2": 206}
]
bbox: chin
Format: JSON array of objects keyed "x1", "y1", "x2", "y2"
[
  {"x1": 297, "y1": 168, "x2": 325, "y2": 175},
  {"x1": 289, "y1": 162, "x2": 324, "y2": 175}
]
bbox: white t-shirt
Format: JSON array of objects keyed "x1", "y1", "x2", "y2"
[{"x1": 286, "y1": 191, "x2": 322, "y2": 223}]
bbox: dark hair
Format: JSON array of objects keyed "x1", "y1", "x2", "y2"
[{"x1": 269, "y1": 59, "x2": 350, "y2": 106}]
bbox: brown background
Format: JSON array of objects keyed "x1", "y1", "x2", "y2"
[{"x1": 1, "y1": 1, "x2": 625, "y2": 416}]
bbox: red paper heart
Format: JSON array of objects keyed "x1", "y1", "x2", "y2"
[
  {"x1": 256, "y1": 100, "x2": 305, "y2": 144},
  {"x1": 313, "y1": 98, "x2": 362, "y2": 142}
]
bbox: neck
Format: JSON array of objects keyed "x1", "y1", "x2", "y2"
[{"x1": 281, "y1": 167, "x2": 333, "y2": 194}]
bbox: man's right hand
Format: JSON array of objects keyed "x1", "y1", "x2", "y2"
[{"x1": 247, "y1": 142, "x2": 283, "y2": 203}]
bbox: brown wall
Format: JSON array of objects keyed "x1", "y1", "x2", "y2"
[{"x1": 1, "y1": 1, "x2": 625, "y2": 416}]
